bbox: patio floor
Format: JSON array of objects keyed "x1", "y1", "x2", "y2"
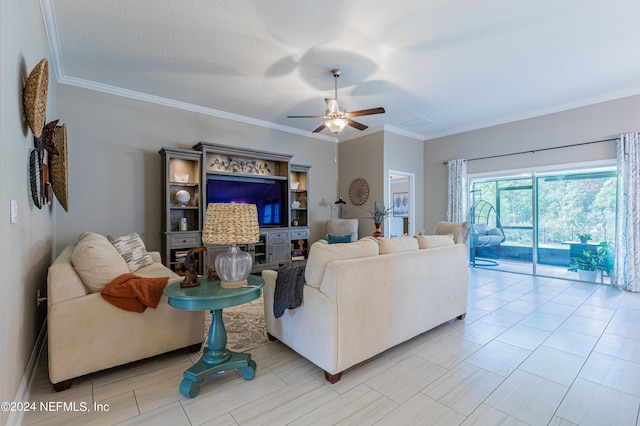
[{"x1": 472, "y1": 257, "x2": 612, "y2": 285}]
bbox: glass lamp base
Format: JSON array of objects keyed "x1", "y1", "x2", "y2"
[{"x1": 215, "y1": 244, "x2": 252, "y2": 288}]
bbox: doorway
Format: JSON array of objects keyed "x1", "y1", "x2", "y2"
[{"x1": 388, "y1": 170, "x2": 415, "y2": 237}]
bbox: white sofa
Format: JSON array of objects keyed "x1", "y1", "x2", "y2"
[
  {"x1": 262, "y1": 235, "x2": 468, "y2": 383},
  {"x1": 47, "y1": 232, "x2": 204, "y2": 391}
]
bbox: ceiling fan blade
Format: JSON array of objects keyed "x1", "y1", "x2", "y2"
[
  {"x1": 347, "y1": 119, "x2": 368, "y2": 131},
  {"x1": 312, "y1": 123, "x2": 327, "y2": 133},
  {"x1": 347, "y1": 107, "x2": 386, "y2": 117},
  {"x1": 287, "y1": 115, "x2": 326, "y2": 118},
  {"x1": 325, "y1": 98, "x2": 340, "y2": 114}
]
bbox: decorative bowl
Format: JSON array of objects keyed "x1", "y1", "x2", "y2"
[
  {"x1": 174, "y1": 173, "x2": 189, "y2": 182},
  {"x1": 290, "y1": 181, "x2": 300, "y2": 190}
]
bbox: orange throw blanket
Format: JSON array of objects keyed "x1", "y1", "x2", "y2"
[{"x1": 101, "y1": 273, "x2": 169, "y2": 313}]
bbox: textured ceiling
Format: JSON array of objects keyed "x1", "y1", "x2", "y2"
[{"x1": 42, "y1": 0, "x2": 640, "y2": 141}]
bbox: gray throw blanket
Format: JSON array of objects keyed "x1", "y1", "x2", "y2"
[{"x1": 273, "y1": 262, "x2": 306, "y2": 318}]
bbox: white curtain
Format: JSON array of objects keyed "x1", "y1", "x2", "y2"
[
  {"x1": 446, "y1": 159, "x2": 468, "y2": 222},
  {"x1": 614, "y1": 133, "x2": 640, "y2": 291}
]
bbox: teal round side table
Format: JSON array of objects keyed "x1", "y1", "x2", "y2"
[{"x1": 164, "y1": 274, "x2": 264, "y2": 398}]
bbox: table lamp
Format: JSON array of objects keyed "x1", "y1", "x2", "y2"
[{"x1": 202, "y1": 203, "x2": 260, "y2": 288}]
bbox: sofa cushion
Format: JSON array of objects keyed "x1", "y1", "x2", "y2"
[
  {"x1": 108, "y1": 232, "x2": 154, "y2": 272},
  {"x1": 305, "y1": 236, "x2": 379, "y2": 287},
  {"x1": 414, "y1": 234, "x2": 455, "y2": 249},
  {"x1": 71, "y1": 232, "x2": 130, "y2": 293},
  {"x1": 377, "y1": 235, "x2": 419, "y2": 254},
  {"x1": 328, "y1": 234, "x2": 352, "y2": 244}
]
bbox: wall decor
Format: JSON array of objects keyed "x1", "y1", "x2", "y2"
[
  {"x1": 348, "y1": 178, "x2": 369, "y2": 206},
  {"x1": 29, "y1": 147, "x2": 43, "y2": 208},
  {"x1": 206, "y1": 154, "x2": 274, "y2": 176},
  {"x1": 23, "y1": 58, "x2": 48, "y2": 138},
  {"x1": 50, "y1": 123, "x2": 69, "y2": 211},
  {"x1": 393, "y1": 192, "x2": 409, "y2": 217}
]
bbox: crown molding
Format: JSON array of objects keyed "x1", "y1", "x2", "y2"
[
  {"x1": 57, "y1": 76, "x2": 338, "y2": 142},
  {"x1": 383, "y1": 125, "x2": 425, "y2": 141}
]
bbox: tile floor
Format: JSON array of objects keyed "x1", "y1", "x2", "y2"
[{"x1": 23, "y1": 268, "x2": 640, "y2": 425}]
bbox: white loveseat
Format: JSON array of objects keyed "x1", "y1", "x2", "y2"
[
  {"x1": 47, "y1": 232, "x2": 204, "y2": 391},
  {"x1": 262, "y1": 235, "x2": 468, "y2": 383}
]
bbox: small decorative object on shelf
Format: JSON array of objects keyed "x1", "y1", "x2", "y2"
[
  {"x1": 175, "y1": 189, "x2": 191, "y2": 206},
  {"x1": 174, "y1": 173, "x2": 189, "y2": 182},
  {"x1": 176, "y1": 189, "x2": 191, "y2": 207},
  {"x1": 181, "y1": 246, "x2": 207, "y2": 288}
]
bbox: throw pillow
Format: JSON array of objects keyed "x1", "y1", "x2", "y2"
[
  {"x1": 377, "y1": 235, "x2": 419, "y2": 254},
  {"x1": 71, "y1": 232, "x2": 130, "y2": 293},
  {"x1": 414, "y1": 234, "x2": 455, "y2": 249},
  {"x1": 305, "y1": 236, "x2": 379, "y2": 287},
  {"x1": 473, "y1": 223, "x2": 489, "y2": 235},
  {"x1": 487, "y1": 227, "x2": 504, "y2": 236},
  {"x1": 328, "y1": 234, "x2": 352, "y2": 244},
  {"x1": 108, "y1": 232, "x2": 154, "y2": 272}
]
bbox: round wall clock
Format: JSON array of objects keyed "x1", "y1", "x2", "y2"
[{"x1": 348, "y1": 178, "x2": 370, "y2": 206}]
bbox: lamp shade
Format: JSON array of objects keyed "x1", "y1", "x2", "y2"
[
  {"x1": 202, "y1": 203, "x2": 260, "y2": 288},
  {"x1": 202, "y1": 203, "x2": 260, "y2": 245}
]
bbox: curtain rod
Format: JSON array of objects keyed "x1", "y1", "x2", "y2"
[{"x1": 442, "y1": 137, "x2": 617, "y2": 165}]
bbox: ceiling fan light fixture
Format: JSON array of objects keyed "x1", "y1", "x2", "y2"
[{"x1": 326, "y1": 118, "x2": 347, "y2": 134}]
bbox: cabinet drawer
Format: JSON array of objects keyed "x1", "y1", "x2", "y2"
[
  {"x1": 170, "y1": 234, "x2": 200, "y2": 248},
  {"x1": 291, "y1": 229, "x2": 309, "y2": 240},
  {"x1": 268, "y1": 231, "x2": 289, "y2": 243}
]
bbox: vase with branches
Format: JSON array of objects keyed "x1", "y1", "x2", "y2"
[{"x1": 366, "y1": 201, "x2": 392, "y2": 237}]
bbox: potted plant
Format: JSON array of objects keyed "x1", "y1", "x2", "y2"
[
  {"x1": 576, "y1": 232, "x2": 592, "y2": 244},
  {"x1": 597, "y1": 241, "x2": 614, "y2": 276},
  {"x1": 365, "y1": 201, "x2": 393, "y2": 237},
  {"x1": 572, "y1": 249, "x2": 600, "y2": 281}
]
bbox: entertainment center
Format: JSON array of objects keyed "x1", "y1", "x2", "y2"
[{"x1": 160, "y1": 143, "x2": 310, "y2": 275}]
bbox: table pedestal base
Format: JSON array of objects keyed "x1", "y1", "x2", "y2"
[
  {"x1": 179, "y1": 347, "x2": 256, "y2": 398},
  {"x1": 179, "y1": 308, "x2": 256, "y2": 398}
]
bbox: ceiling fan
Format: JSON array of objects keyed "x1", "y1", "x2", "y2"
[{"x1": 288, "y1": 68, "x2": 385, "y2": 134}]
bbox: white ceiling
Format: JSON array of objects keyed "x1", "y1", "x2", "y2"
[{"x1": 41, "y1": 0, "x2": 640, "y2": 142}]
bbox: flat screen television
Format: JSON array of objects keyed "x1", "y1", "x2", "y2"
[{"x1": 206, "y1": 175, "x2": 286, "y2": 228}]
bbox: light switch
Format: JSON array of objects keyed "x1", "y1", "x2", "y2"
[{"x1": 10, "y1": 200, "x2": 17, "y2": 224}]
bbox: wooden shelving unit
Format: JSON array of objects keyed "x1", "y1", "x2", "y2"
[{"x1": 159, "y1": 148, "x2": 203, "y2": 275}]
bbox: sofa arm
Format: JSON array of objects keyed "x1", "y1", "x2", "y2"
[
  {"x1": 262, "y1": 269, "x2": 339, "y2": 373},
  {"x1": 148, "y1": 251, "x2": 162, "y2": 264},
  {"x1": 48, "y1": 245, "x2": 88, "y2": 306}
]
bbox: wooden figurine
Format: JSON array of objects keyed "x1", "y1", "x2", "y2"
[{"x1": 180, "y1": 246, "x2": 207, "y2": 288}]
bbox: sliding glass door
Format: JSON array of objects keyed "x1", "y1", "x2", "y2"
[
  {"x1": 470, "y1": 175, "x2": 534, "y2": 275},
  {"x1": 535, "y1": 169, "x2": 616, "y2": 283},
  {"x1": 469, "y1": 165, "x2": 616, "y2": 283}
]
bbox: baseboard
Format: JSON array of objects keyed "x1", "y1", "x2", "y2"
[{"x1": 6, "y1": 318, "x2": 47, "y2": 426}]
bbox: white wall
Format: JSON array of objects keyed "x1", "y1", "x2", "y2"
[
  {"x1": 54, "y1": 85, "x2": 338, "y2": 253},
  {"x1": 338, "y1": 132, "x2": 385, "y2": 237},
  {"x1": 422, "y1": 95, "x2": 640, "y2": 233},
  {"x1": 0, "y1": 0, "x2": 55, "y2": 421},
  {"x1": 383, "y1": 131, "x2": 424, "y2": 234}
]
